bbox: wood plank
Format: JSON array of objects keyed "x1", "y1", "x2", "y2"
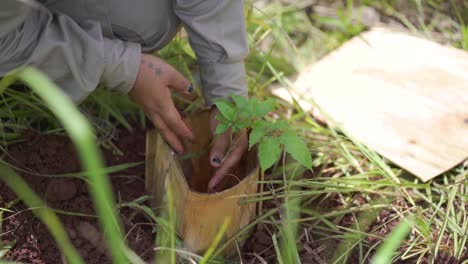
[{"x1": 272, "y1": 27, "x2": 468, "y2": 181}]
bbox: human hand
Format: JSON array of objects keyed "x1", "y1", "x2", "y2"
[
  {"x1": 208, "y1": 106, "x2": 248, "y2": 192},
  {"x1": 129, "y1": 54, "x2": 195, "y2": 154}
]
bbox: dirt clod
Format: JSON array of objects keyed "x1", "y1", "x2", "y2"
[{"x1": 45, "y1": 178, "x2": 77, "y2": 201}]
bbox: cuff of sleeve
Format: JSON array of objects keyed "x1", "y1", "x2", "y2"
[
  {"x1": 101, "y1": 38, "x2": 141, "y2": 94},
  {"x1": 199, "y1": 61, "x2": 248, "y2": 106}
]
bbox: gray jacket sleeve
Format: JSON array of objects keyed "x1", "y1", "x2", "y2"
[
  {"x1": 0, "y1": 0, "x2": 141, "y2": 103},
  {"x1": 174, "y1": 0, "x2": 249, "y2": 106}
]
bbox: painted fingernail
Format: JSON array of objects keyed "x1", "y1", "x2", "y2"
[
  {"x1": 213, "y1": 157, "x2": 222, "y2": 165},
  {"x1": 187, "y1": 84, "x2": 194, "y2": 94}
]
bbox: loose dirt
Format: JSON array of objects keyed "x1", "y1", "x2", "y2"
[
  {"x1": 0, "y1": 128, "x2": 463, "y2": 264},
  {"x1": 0, "y1": 128, "x2": 154, "y2": 263},
  {"x1": 0, "y1": 127, "x2": 273, "y2": 263}
]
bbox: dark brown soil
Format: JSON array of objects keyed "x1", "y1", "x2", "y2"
[
  {"x1": 1, "y1": 128, "x2": 464, "y2": 264},
  {"x1": 0, "y1": 127, "x2": 154, "y2": 263},
  {"x1": 0, "y1": 127, "x2": 273, "y2": 264}
]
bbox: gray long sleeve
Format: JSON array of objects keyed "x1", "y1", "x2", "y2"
[
  {"x1": 174, "y1": 0, "x2": 249, "y2": 106},
  {"x1": 0, "y1": 0, "x2": 141, "y2": 103}
]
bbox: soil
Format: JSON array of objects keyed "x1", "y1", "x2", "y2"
[
  {"x1": 0, "y1": 128, "x2": 465, "y2": 264},
  {"x1": 0, "y1": 127, "x2": 274, "y2": 264},
  {"x1": 0, "y1": 128, "x2": 154, "y2": 263}
]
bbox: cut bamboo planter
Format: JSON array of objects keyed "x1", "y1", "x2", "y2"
[{"x1": 145, "y1": 111, "x2": 262, "y2": 255}]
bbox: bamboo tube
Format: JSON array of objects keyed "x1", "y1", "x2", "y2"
[{"x1": 145, "y1": 111, "x2": 261, "y2": 255}]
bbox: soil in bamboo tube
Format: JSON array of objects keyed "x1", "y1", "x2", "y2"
[{"x1": 178, "y1": 145, "x2": 255, "y2": 193}]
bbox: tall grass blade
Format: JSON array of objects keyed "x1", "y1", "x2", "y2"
[
  {"x1": 199, "y1": 218, "x2": 231, "y2": 264},
  {"x1": 2, "y1": 67, "x2": 129, "y2": 263},
  {"x1": 332, "y1": 196, "x2": 391, "y2": 264},
  {"x1": 371, "y1": 217, "x2": 413, "y2": 264},
  {"x1": 279, "y1": 197, "x2": 301, "y2": 264},
  {"x1": 154, "y1": 183, "x2": 177, "y2": 264}
]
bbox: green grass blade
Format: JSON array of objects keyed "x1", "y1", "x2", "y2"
[
  {"x1": 7, "y1": 67, "x2": 128, "y2": 263},
  {"x1": 199, "y1": 218, "x2": 231, "y2": 264},
  {"x1": 279, "y1": 197, "x2": 301, "y2": 264},
  {"x1": 0, "y1": 162, "x2": 84, "y2": 264},
  {"x1": 272, "y1": 233, "x2": 284, "y2": 264},
  {"x1": 332, "y1": 196, "x2": 390, "y2": 264},
  {"x1": 154, "y1": 183, "x2": 177, "y2": 264},
  {"x1": 371, "y1": 217, "x2": 413, "y2": 264}
]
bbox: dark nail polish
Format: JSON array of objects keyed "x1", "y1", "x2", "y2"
[
  {"x1": 187, "y1": 84, "x2": 194, "y2": 94},
  {"x1": 213, "y1": 157, "x2": 222, "y2": 164}
]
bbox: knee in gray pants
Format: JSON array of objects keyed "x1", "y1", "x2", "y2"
[
  {"x1": 41, "y1": 0, "x2": 180, "y2": 53},
  {"x1": 108, "y1": 0, "x2": 181, "y2": 52}
]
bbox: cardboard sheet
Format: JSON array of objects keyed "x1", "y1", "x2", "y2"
[{"x1": 272, "y1": 27, "x2": 468, "y2": 181}]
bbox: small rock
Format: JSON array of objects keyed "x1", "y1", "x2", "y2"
[
  {"x1": 356, "y1": 6, "x2": 380, "y2": 27},
  {"x1": 45, "y1": 179, "x2": 77, "y2": 202},
  {"x1": 76, "y1": 221, "x2": 106, "y2": 254}
]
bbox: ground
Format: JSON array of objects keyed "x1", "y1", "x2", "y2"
[
  {"x1": 0, "y1": 128, "x2": 154, "y2": 263},
  {"x1": 1, "y1": 128, "x2": 464, "y2": 263},
  {"x1": 1, "y1": 0, "x2": 467, "y2": 263}
]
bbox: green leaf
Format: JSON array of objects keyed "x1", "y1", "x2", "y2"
[
  {"x1": 253, "y1": 98, "x2": 276, "y2": 118},
  {"x1": 249, "y1": 125, "x2": 266, "y2": 149},
  {"x1": 215, "y1": 112, "x2": 229, "y2": 123},
  {"x1": 233, "y1": 95, "x2": 252, "y2": 119},
  {"x1": 258, "y1": 137, "x2": 282, "y2": 171},
  {"x1": 215, "y1": 122, "x2": 230, "y2": 135},
  {"x1": 232, "y1": 95, "x2": 249, "y2": 109},
  {"x1": 233, "y1": 119, "x2": 249, "y2": 131},
  {"x1": 280, "y1": 131, "x2": 312, "y2": 169},
  {"x1": 214, "y1": 100, "x2": 236, "y2": 121},
  {"x1": 273, "y1": 120, "x2": 289, "y2": 130}
]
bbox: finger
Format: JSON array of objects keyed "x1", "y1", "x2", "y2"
[
  {"x1": 159, "y1": 103, "x2": 195, "y2": 142},
  {"x1": 208, "y1": 132, "x2": 248, "y2": 191},
  {"x1": 209, "y1": 132, "x2": 230, "y2": 168},
  {"x1": 166, "y1": 66, "x2": 194, "y2": 97},
  {"x1": 209, "y1": 107, "x2": 228, "y2": 167},
  {"x1": 150, "y1": 113, "x2": 185, "y2": 154}
]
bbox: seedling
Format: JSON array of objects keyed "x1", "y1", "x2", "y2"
[{"x1": 214, "y1": 95, "x2": 312, "y2": 171}]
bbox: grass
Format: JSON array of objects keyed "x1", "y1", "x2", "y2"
[{"x1": 0, "y1": 0, "x2": 467, "y2": 263}]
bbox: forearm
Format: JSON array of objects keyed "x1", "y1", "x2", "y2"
[{"x1": 174, "y1": 0, "x2": 249, "y2": 105}]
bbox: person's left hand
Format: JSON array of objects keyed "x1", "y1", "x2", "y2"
[{"x1": 207, "y1": 106, "x2": 248, "y2": 192}]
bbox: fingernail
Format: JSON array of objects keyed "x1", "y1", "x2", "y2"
[
  {"x1": 187, "y1": 84, "x2": 194, "y2": 94},
  {"x1": 213, "y1": 157, "x2": 222, "y2": 165}
]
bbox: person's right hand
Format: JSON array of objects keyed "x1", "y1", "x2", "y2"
[{"x1": 129, "y1": 54, "x2": 195, "y2": 154}]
